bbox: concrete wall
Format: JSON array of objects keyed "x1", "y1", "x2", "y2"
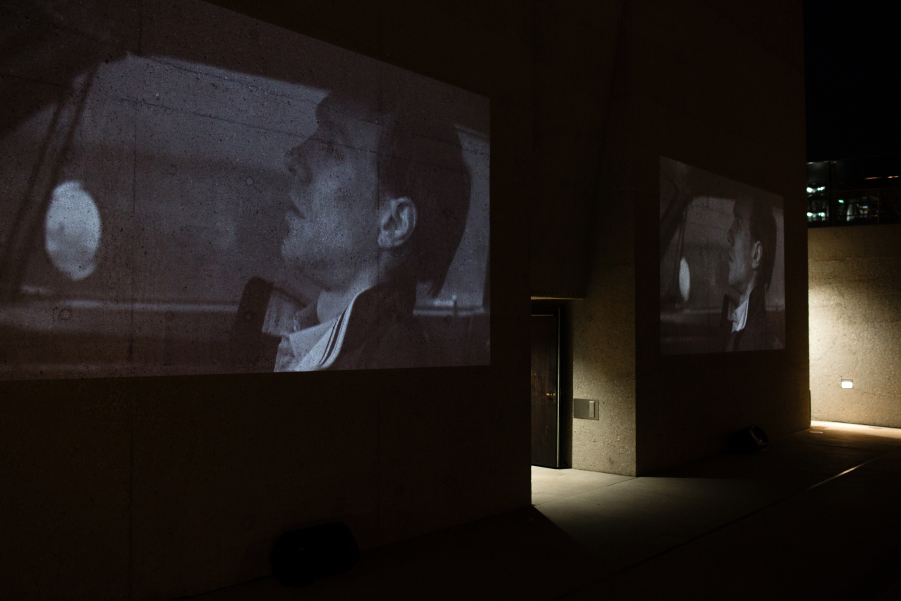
[
  {"x1": 0, "y1": 0, "x2": 811, "y2": 598},
  {"x1": 567, "y1": 126, "x2": 638, "y2": 475},
  {"x1": 631, "y1": 0, "x2": 808, "y2": 474},
  {"x1": 809, "y1": 224, "x2": 901, "y2": 426},
  {"x1": 0, "y1": 1, "x2": 530, "y2": 600},
  {"x1": 530, "y1": 1, "x2": 623, "y2": 299},
  {"x1": 556, "y1": 0, "x2": 809, "y2": 475},
  {"x1": 526, "y1": 0, "x2": 637, "y2": 476}
]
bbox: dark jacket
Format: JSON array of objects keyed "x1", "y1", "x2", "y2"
[
  {"x1": 229, "y1": 277, "x2": 432, "y2": 371},
  {"x1": 719, "y1": 284, "x2": 776, "y2": 352},
  {"x1": 326, "y1": 280, "x2": 432, "y2": 371}
]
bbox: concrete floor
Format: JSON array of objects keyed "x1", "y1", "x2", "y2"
[{"x1": 184, "y1": 421, "x2": 901, "y2": 600}]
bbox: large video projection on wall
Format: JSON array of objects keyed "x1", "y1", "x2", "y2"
[
  {"x1": 660, "y1": 157, "x2": 784, "y2": 355},
  {"x1": 0, "y1": 0, "x2": 490, "y2": 380}
]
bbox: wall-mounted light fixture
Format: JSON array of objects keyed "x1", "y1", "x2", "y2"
[{"x1": 841, "y1": 378, "x2": 853, "y2": 389}]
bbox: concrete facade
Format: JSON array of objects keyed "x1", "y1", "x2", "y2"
[
  {"x1": 0, "y1": 0, "x2": 808, "y2": 599},
  {"x1": 540, "y1": 0, "x2": 809, "y2": 476},
  {"x1": 809, "y1": 224, "x2": 901, "y2": 426},
  {"x1": 1, "y1": 1, "x2": 530, "y2": 600}
]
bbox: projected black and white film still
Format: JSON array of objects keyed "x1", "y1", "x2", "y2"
[
  {"x1": 0, "y1": 0, "x2": 490, "y2": 380},
  {"x1": 659, "y1": 157, "x2": 785, "y2": 355}
]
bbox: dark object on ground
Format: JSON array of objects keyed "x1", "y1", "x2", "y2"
[
  {"x1": 269, "y1": 522, "x2": 360, "y2": 587},
  {"x1": 728, "y1": 425, "x2": 769, "y2": 454}
]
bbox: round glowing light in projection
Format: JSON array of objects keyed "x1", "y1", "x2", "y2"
[
  {"x1": 678, "y1": 256, "x2": 690, "y2": 302},
  {"x1": 44, "y1": 181, "x2": 101, "y2": 281}
]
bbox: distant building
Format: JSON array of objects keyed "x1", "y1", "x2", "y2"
[{"x1": 807, "y1": 155, "x2": 901, "y2": 226}]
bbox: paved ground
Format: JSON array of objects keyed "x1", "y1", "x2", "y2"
[{"x1": 183, "y1": 421, "x2": 901, "y2": 600}]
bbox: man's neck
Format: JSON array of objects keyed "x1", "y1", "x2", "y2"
[
  {"x1": 736, "y1": 275, "x2": 760, "y2": 309},
  {"x1": 316, "y1": 269, "x2": 379, "y2": 323}
]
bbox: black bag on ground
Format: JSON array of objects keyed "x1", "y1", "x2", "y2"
[
  {"x1": 728, "y1": 425, "x2": 769, "y2": 454},
  {"x1": 269, "y1": 521, "x2": 360, "y2": 587}
]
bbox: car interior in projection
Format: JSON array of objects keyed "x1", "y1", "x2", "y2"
[
  {"x1": 659, "y1": 157, "x2": 785, "y2": 355},
  {"x1": 0, "y1": 0, "x2": 490, "y2": 380}
]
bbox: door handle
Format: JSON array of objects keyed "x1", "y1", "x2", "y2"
[{"x1": 546, "y1": 392, "x2": 557, "y2": 404}]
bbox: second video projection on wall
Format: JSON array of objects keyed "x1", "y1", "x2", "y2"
[
  {"x1": 660, "y1": 157, "x2": 784, "y2": 355},
  {"x1": 0, "y1": 0, "x2": 490, "y2": 380}
]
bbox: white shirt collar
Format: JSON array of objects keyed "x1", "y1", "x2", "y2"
[
  {"x1": 273, "y1": 290, "x2": 364, "y2": 372},
  {"x1": 731, "y1": 296, "x2": 749, "y2": 332}
]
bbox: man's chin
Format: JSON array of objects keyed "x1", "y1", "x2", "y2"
[
  {"x1": 280, "y1": 238, "x2": 304, "y2": 264},
  {"x1": 724, "y1": 285, "x2": 742, "y2": 306},
  {"x1": 281, "y1": 252, "x2": 308, "y2": 271},
  {"x1": 279, "y1": 249, "x2": 322, "y2": 279}
]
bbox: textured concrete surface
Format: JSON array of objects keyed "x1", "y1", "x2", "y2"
[
  {"x1": 529, "y1": 0, "x2": 624, "y2": 298},
  {"x1": 809, "y1": 224, "x2": 901, "y2": 427},
  {"x1": 566, "y1": 0, "x2": 807, "y2": 476},
  {"x1": 0, "y1": 0, "x2": 810, "y2": 599},
  {"x1": 0, "y1": 0, "x2": 529, "y2": 600},
  {"x1": 0, "y1": 379, "x2": 132, "y2": 601},
  {"x1": 530, "y1": 465, "x2": 632, "y2": 506},
  {"x1": 626, "y1": 0, "x2": 809, "y2": 474},
  {"x1": 570, "y1": 261, "x2": 637, "y2": 476},
  {"x1": 180, "y1": 422, "x2": 901, "y2": 601}
]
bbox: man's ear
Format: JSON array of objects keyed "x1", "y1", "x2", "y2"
[
  {"x1": 378, "y1": 196, "x2": 417, "y2": 249},
  {"x1": 751, "y1": 240, "x2": 762, "y2": 269}
]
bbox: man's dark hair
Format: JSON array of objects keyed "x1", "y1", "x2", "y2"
[
  {"x1": 376, "y1": 107, "x2": 471, "y2": 296},
  {"x1": 747, "y1": 197, "x2": 777, "y2": 288}
]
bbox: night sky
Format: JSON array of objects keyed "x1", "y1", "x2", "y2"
[{"x1": 804, "y1": 0, "x2": 901, "y2": 162}]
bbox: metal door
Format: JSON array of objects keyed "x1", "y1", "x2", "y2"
[{"x1": 531, "y1": 308, "x2": 560, "y2": 467}]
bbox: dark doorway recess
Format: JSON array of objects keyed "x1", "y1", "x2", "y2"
[{"x1": 531, "y1": 307, "x2": 560, "y2": 468}]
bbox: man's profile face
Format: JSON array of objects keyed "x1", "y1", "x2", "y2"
[
  {"x1": 726, "y1": 199, "x2": 756, "y2": 295},
  {"x1": 280, "y1": 96, "x2": 384, "y2": 291}
]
